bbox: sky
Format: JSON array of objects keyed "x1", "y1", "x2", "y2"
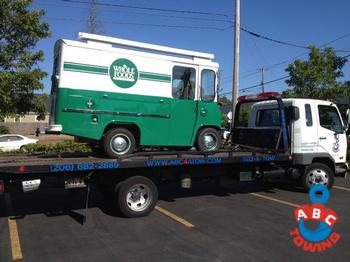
[{"x1": 32, "y1": 0, "x2": 350, "y2": 98}]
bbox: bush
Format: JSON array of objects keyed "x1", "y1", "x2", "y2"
[
  {"x1": 20, "y1": 140, "x2": 92, "y2": 154},
  {"x1": 0, "y1": 125, "x2": 9, "y2": 134},
  {"x1": 0, "y1": 140, "x2": 92, "y2": 155}
]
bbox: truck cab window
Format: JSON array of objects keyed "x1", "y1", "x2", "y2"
[
  {"x1": 305, "y1": 104, "x2": 313, "y2": 126},
  {"x1": 256, "y1": 109, "x2": 280, "y2": 127},
  {"x1": 201, "y1": 70, "x2": 215, "y2": 102},
  {"x1": 172, "y1": 66, "x2": 196, "y2": 100},
  {"x1": 318, "y1": 105, "x2": 342, "y2": 133}
]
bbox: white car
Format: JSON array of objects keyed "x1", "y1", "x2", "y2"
[{"x1": 0, "y1": 134, "x2": 38, "y2": 152}]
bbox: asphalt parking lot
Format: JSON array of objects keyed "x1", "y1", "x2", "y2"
[{"x1": 0, "y1": 177, "x2": 349, "y2": 262}]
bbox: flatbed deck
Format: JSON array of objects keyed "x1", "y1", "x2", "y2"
[{"x1": 0, "y1": 149, "x2": 291, "y2": 175}]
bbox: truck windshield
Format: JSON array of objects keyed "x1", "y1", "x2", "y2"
[{"x1": 318, "y1": 105, "x2": 343, "y2": 133}]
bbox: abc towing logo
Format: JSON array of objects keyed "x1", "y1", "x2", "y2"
[
  {"x1": 290, "y1": 184, "x2": 340, "y2": 252},
  {"x1": 109, "y1": 58, "x2": 139, "y2": 88}
]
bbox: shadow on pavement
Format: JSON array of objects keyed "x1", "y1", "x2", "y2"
[{"x1": 0, "y1": 180, "x2": 304, "y2": 224}]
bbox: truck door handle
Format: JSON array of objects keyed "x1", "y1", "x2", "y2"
[
  {"x1": 159, "y1": 99, "x2": 164, "y2": 103},
  {"x1": 319, "y1": 137, "x2": 327, "y2": 140},
  {"x1": 200, "y1": 108, "x2": 207, "y2": 116}
]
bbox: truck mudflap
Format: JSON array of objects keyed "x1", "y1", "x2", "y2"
[{"x1": 335, "y1": 162, "x2": 349, "y2": 178}]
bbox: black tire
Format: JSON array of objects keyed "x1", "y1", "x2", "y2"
[
  {"x1": 115, "y1": 176, "x2": 158, "y2": 218},
  {"x1": 301, "y1": 163, "x2": 334, "y2": 191},
  {"x1": 196, "y1": 128, "x2": 221, "y2": 151},
  {"x1": 103, "y1": 128, "x2": 136, "y2": 158}
]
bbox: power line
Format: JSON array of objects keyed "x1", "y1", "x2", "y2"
[
  {"x1": 57, "y1": 1, "x2": 327, "y2": 53},
  {"x1": 220, "y1": 76, "x2": 289, "y2": 96},
  {"x1": 36, "y1": 1, "x2": 233, "y2": 24},
  {"x1": 45, "y1": 17, "x2": 233, "y2": 31},
  {"x1": 240, "y1": 26, "x2": 310, "y2": 49},
  {"x1": 265, "y1": 32, "x2": 350, "y2": 70},
  {"x1": 61, "y1": 0, "x2": 229, "y2": 17},
  {"x1": 220, "y1": 52, "x2": 350, "y2": 96},
  {"x1": 228, "y1": 32, "x2": 350, "y2": 83}
]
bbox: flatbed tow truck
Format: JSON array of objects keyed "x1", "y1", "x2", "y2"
[{"x1": 0, "y1": 93, "x2": 347, "y2": 218}]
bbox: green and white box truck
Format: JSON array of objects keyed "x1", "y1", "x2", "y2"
[{"x1": 48, "y1": 33, "x2": 222, "y2": 157}]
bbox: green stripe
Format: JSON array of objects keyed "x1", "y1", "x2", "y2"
[
  {"x1": 64, "y1": 62, "x2": 108, "y2": 75},
  {"x1": 139, "y1": 72, "x2": 171, "y2": 83},
  {"x1": 63, "y1": 62, "x2": 171, "y2": 82}
]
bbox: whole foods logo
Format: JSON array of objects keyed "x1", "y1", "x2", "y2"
[{"x1": 109, "y1": 58, "x2": 138, "y2": 88}]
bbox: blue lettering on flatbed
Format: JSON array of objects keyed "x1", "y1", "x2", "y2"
[
  {"x1": 242, "y1": 155, "x2": 277, "y2": 163},
  {"x1": 50, "y1": 161, "x2": 119, "y2": 172},
  {"x1": 147, "y1": 157, "x2": 223, "y2": 167}
]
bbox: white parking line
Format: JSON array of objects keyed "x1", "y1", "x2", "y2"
[{"x1": 333, "y1": 186, "x2": 350, "y2": 192}]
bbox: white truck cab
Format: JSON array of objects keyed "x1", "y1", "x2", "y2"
[
  {"x1": 230, "y1": 92, "x2": 348, "y2": 190},
  {"x1": 250, "y1": 98, "x2": 347, "y2": 163},
  {"x1": 247, "y1": 97, "x2": 348, "y2": 188}
]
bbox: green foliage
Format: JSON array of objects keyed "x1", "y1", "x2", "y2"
[
  {"x1": 0, "y1": 0, "x2": 50, "y2": 119},
  {"x1": 33, "y1": 93, "x2": 49, "y2": 120},
  {"x1": 284, "y1": 46, "x2": 347, "y2": 100},
  {"x1": 0, "y1": 140, "x2": 92, "y2": 155},
  {"x1": 21, "y1": 140, "x2": 92, "y2": 154},
  {"x1": 236, "y1": 103, "x2": 251, "y2": 127},
  {"x1": 221, "y1": 113, "x2": 229, "y2": 128},
  {"x1": 342, "y1": 81, "x2": 350, "y2": 104},
  {"x1": 0, "y1": 126, "x2": 9, "y2": 134},
  {"x1": 218, "y1": 96, "x2": 231, "y2": 105},
  {"x1": 218, "y1": 96, "x2": 232, "y2": 128}
]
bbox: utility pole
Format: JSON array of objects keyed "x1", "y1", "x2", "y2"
[
  {"x1": 231, "y1": 0, "x2": 240, "y2": 130},
  {"x1": 86, "y1": 0, "x2": 104, "y2": 34},
  {"x1": 257, "y1": 67, "x2": 268, "y2": 93}
]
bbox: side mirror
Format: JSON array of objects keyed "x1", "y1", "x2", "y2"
[
  {"x1": 292, "y1": 106, "x2": 300, "y2": 121},
  {"x1": 346, "y1": 109, "x2": 350, "y2": 126},
  {"x1": 286, "y1": 106, "x2": 300, "y2": 121}
]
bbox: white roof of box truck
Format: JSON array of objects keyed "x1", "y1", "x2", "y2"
[{"x1": 57, "y1": 32, "x2": 218, "y2": 67}]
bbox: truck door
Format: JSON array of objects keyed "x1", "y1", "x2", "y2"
[
  {"x1": 169, "y1": 65, "x2": 198, "y2": 145},
  {"x1": 317, "y1": 104, "x2": 347, "y2": 162},
  {"x1": 196, "y1": 67, "x2": 221, "y2": 130}
]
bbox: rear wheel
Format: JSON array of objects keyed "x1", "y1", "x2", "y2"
[
  {"x1": 301, "y1": 163, "x2": 334, "y2": 191},
  {"x1": 103, "y1": 128, "x2": 136, "y2": 158},
  {"x1": 115, "y1": 176, "x2": 158, "y2": 218},
  {"x1": 196, "y1": 128, "x2": 221, "y2": 151}
]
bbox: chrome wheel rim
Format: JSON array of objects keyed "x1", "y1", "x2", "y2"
[
  {"x1": 126, "y1": 184, "x2": 152, "y2": 212},
  {"x1": 202, "y1": 133, "x2": 218, "y2": 151},
  {"x1": 307, "y1": 169, "x2": 329, "y2": 187},
  {"x1": 110, "y1": 134, "x2": 131, "y2": 155}
]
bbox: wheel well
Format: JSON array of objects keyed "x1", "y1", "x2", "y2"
[
  {"x1": 195, "y1": 125, "x2": 221, "y2": 136},
  {"x1": 312, "y1": 158, "x2": 335, "y2": 173},
  {"x1": 103, "y1": 123, "x2": 141, "y2": 144}
]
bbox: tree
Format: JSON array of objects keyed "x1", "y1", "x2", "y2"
[
  {"x1": 86, "y1": 0, "x2": 103, "y2": 34},
  {"x1": 32, "y1": 93, "x2": 49, "y2": 121},
  {"x1": 342, "y1": 81, "x2": 350, "y2": 104},
  {"x1": 0, "y1": 0, "x2": 50, "y2": 120},
  {"x1": 284, "y1": 46, "x2": 347, "y2": 100}
]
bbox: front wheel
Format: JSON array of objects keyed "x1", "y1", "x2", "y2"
[
  {"x1": 115, "y1": 176, "x2": 158, "y2": 218},
  {"x1": 103, "y1": 128, "x2": 136, "y2": 158},
  {"x1": 301, "y1": 163, "x2": 334, "y2": 191},
  {"x1": 196, "y1": 128, "x2": 221, "y2": 151}
]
